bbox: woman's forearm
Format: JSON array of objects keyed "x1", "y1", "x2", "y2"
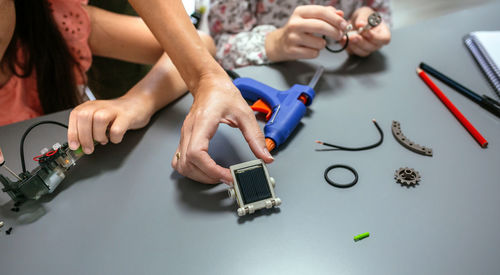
[
  {"x1": 123, "y1": 53, "x2": 188, "y2": 116},
  {"x1": 128, "y1": 0, "x2": 225, "y2": 94}
]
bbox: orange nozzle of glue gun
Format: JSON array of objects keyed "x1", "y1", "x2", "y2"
[
  {"x1": 298, "y1": 94, "x2": 307, "y2": 105},
  {"x1": 265, "y1": 138, "x2": 276, "y2": 152}
]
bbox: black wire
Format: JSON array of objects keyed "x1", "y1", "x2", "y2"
[
  {"x1": 324, "y1": 33, "x2": 349, "y2": 53},
  {"x1": 317, "y1": 120, "x2": 383, "y2": 151},
  {"x1": 20, "y1": 121, "x2": 68, "y2": 173}
]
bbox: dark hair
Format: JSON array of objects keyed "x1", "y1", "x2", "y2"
[{"x1": 3, "y1": 0, "x2": 82, "y2": 114}]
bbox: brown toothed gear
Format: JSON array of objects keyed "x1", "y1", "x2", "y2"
[{"x1": 394, "y1": 167, "x2": 421, "y2": 186}]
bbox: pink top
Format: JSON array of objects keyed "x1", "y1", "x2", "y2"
[{"x1": 0, "y1": 0, "x2": 92, "y2": 126}]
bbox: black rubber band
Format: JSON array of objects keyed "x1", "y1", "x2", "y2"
[
  {"x1": 324, "y1": 164, "x2": 358, "y2": 188},
  {"x1": 324, "y1": 33, "x2": 349, "y2": 53}
]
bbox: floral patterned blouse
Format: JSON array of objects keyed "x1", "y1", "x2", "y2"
[{"x1": 209, "y1": 0, "x2": 391, "y2": 69}]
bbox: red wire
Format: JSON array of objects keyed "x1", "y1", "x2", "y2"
[{"x1": 32, "y1": 149, "x2": 59, "y2": 162}]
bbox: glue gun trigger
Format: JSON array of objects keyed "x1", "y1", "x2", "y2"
[{"x1": 250, "y1": 99, "x2": 273, "y2": 121}]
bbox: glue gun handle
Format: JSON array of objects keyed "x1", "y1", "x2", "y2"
[
  {"x1": 233, "y1": 78, "x2": 281, "y2": 108},
  {"x1": 264, "y1": 99, "x2": 307, "y2": 149}
]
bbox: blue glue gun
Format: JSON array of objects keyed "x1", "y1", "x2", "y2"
[{"x1": 233, "y1": 66, "x2": 324, "y2": 151}]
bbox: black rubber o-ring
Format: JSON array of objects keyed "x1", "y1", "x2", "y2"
[
  {"x1": 324, "y1": 164, "x2": 358, "y2": 188},
  {"x1": 324, "y1": 33, "x2": 349, "y2": 53}
]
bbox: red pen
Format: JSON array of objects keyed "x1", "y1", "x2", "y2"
[{"x1": 417, "y1": 68, "x2": 488, "y2": 148}]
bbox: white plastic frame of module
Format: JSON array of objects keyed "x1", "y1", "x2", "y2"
[{"x1": 228, "y1": 159, "x2": 281, "y2": 217}]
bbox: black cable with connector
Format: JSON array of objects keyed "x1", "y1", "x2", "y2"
[
  {"x1": 315, "y1": 119, "x2": 383, "y2": 151},
  {"x1": 19, "y1": 121, "x2": 68, "y2": 173}
]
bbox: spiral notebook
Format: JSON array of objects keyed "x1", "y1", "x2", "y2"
[{"x1": 464, "y1": 31, "x2": 500, "y2": 98}]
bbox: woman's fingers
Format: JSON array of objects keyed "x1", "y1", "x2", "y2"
[
  {"x1": 290, "y1": 46, "x2": 320, "y2": 60},
  {"x1": 295, "y1": 18, "x2": 344, "y2": 41},
  {"x1": 172, "y1": 114, "x2": 222, "y2": 184},
  {"x1": 295, "y1": 32, "x2": 327, "y2": 50},
  {"x1": 92, "y1": 109, "x2": 115, "y2": 145},
  {"x1": 361, "y1": 22, "x2": 391, "y2": 46},
  {"x1": 187, "y1": 114, "x2": 232, "y2": 183},
  {"x1": 233, "y1": 106, "x2": 273, "y2": 164},
  {"x1": 68, "y1": 110, "x2": 81, "y2": 150},
  {"x1": 76, "y1": 109, "x2": 96, "y2": 154},
  {"x1": 347, "y1": 34, "x2": 379, "y2": 57},
  {"x1": 109, "y1": 115, "x2": 130, "y2": 144},
  {"x1": 347, "y1": 40, "x2": 371, "y2": 57},
  {"x1": 295, "y1": 5, "x2": 348, "y2": 32}
]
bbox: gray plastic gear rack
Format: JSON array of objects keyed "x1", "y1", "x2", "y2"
[{"x1": 391, "y1": 121, "x2": 433, "y2": 156}]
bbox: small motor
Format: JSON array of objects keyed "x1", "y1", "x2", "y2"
[
  {"x1": 228, "y1": 159, "x2": 281, "y2": 216},
  {"x1": 0, "y1": 142, "x2": 84, "y2": 203}
]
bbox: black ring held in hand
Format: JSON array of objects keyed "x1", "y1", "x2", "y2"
[
  {"x1": 324, "y1": 33, "x2": 349, "y2": 53},
  {"x1": 324, "y1": 164, "x2": 358, "y2": 188}
]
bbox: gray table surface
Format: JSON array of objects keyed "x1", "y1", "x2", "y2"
[{"x1": 1, "y1": 2, "x2": 500, "y2": 274}]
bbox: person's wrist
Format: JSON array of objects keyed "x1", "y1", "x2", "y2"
[
  {"x1": 185, "y1": 56, "x2": 227, "y2": 92},
  {"x1": 121, "y1": 90, "x2": 156, "y2": 118},
  {"x1": 191, "y1": 68, "x2": 233, "y2": 98},
  {"x1": 265, "y1": 29, "x2": 283, "y2": 62}
]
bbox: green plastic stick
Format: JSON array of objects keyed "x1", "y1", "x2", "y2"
[
  {"x1": 73, "y1": 146, "x2": 83, "y2": 155},
  {"x1": 354, "y1": 232, "x2": 370, "y2": 242}
]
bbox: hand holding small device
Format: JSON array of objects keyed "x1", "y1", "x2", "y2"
[
  {"x1": 341, "y1": 7, "x2": 391, "y2": 57},
  {"x1": 344, "y1": 7, "x2": 391, "y2": 57},
  {"x1": 265, "y1": 5, "x2": 348, "y2": 62},
  {"x1": 68, "y1": 96, "x2": 155, "y2": 155},
  {"x1": 170, "y1": 72, "x2": 274, "y2": 184}
]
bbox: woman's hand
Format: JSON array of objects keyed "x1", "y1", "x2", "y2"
[
  {"x1": 171, "y1": 72, "x2": 274, "y2": 184},
  {"x1": 345, "y1": 7, "x2": 391, "y2": 57},
  {"x1": 265, "y1": 5, "x2": 348, "y2": 62},
  {"x1": 67, "y1": 94, "x2": 155, "y2": 154},
  {"x1": 130, "y1": 0, "x2": 272, "y2": 184}
]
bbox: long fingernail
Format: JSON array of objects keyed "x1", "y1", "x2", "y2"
[
  {"x1": 264, "y1": 148, "x2": 274, "y2": 161},
  {"x1": 69, "y1": 142, "x2": 79, "y2": 150}
]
